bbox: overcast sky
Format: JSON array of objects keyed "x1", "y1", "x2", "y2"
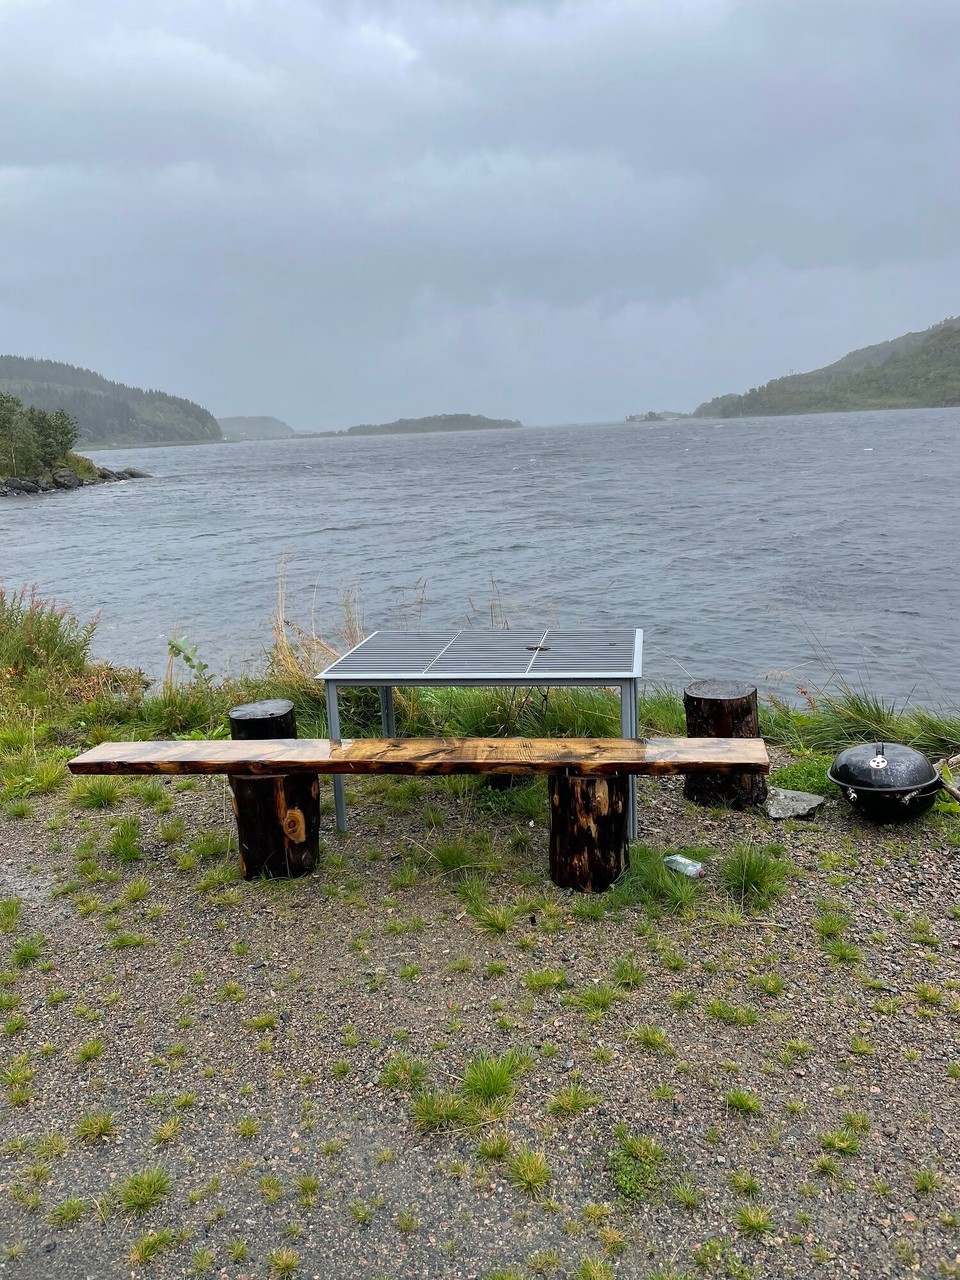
[{"x1": 1, "y1": 0, "x2": 958, "y2": 428}]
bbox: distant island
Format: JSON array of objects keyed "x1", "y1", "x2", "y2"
[
  {"x1": 694, "y1": 316, "x2": 960, "y2": 417},
  {"x1": 346, "y1": 413, "x2": 523, "y2": 436},
  {"x1": 0, "y1": 356, "x2": 222, "y2": 446},
  {"x1": 625, "y1": 410, "x2": 689, "y2": 422},
  {"x1": 218, "y1": 415, "x2": 295, "y2": 442}
]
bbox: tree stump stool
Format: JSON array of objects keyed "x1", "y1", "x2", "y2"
[
  {"x1": 228, "y1": 700, "x2": 320, "y2": 879},
  {"x1": 682, "y1": 680, "x2": 768, "y2": 809},
  {"x1": 548, "y1": 773, "x2": 629, "y2": 893}
]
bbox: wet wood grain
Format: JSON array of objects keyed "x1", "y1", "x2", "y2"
[{"x1": 69, "y1": 736, "x2": 769, "y2": 777}]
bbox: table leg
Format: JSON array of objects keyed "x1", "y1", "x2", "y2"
[
  {"x1": 325, "y1": 681, "x2": 348, "y2": 832},
  {"x1": 622, "y1": 680, "x2": 638, "y2": 840},
  {"x1": 379, "y1": 686, "x2": 396, "y2": 737}
]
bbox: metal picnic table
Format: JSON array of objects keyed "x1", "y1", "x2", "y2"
[{"x1": 318, "y1": 628, "x2": 644, "y2": 839}]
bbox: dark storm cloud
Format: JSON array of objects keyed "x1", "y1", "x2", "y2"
[{"x1": 1, "y1": 0, "x2": 958, "y2": 425}]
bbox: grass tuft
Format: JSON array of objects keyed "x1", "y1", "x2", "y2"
[
  {"x1": 608, "y1": 1127, "x2": 666, "y2": 1202},
  {"x1": 119, "y1": 1166, "x2": 172, "y2": 1214},
  {"x1": 412, "y1": 1089, "x2": 479, "y2": 1131},
  {"x1": 505, "y1": 1147, "x2": 551, "y2": 1197},
  {"x1": 75, "y1": 1109, "x2": 114, "y2": 1142},
  {"x1": 547, "y1": 1083, "x2": 602, "y2": 1117},
  {"x1": 379, "y1": 1053, "x2": 429, "y2": 1092},
  {"x1": 720, "y1": 843, "x2": 788, "y2": 911},
  {"x1": 461, "y1": 1048, "x2": 531, "y2": 1106}
]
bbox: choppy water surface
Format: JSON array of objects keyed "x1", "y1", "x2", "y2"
[{"x1": 2, "y1": 409, "x2": 957, "y2": 704}]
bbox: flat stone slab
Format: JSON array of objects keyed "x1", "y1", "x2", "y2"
[{"x1": 764, "y1": 786, "x2": 826, "y2": 820}]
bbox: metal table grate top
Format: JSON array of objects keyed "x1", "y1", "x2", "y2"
[
  {"x1": 320, "y1": 629, "x2": 642, "y2": 683},
  {"x1": 320, "y1": 628, "x2": 644, "y2": 838}
]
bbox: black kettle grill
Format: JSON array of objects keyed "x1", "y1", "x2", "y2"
[{"x1": 827, "y1": 742, "x2": 942, "y2": 823}]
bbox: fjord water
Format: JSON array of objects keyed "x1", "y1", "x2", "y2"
[{"x1": 3, "y1": 409, "x2": 957, "y2": 704}]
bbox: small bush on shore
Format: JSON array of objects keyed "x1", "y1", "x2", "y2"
[{"x1": 0, "y1": 586, "x2": 97, "y2": 675}]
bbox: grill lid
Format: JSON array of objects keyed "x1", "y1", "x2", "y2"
[{"x1": 827, "y1": 742, "x2": 938, "y2": 793}]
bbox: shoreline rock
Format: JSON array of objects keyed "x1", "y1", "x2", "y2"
[{"x1": 0, "y1": 464, "x2": 150, "y2": 498}]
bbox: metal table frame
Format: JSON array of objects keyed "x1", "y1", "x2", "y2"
[{"x1": 319, "y1": 628, "x2": 644, "y2": 839}]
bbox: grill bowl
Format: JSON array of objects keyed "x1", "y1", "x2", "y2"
[{"x1": 827, "y1": 742, "x2": 942, "y2": 824}]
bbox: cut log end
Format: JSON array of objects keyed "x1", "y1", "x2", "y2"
[{"x1": 683, "y1": 681, "x2": 768, "y2": 809}]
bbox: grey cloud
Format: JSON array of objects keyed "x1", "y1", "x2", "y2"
[{"x1": 1, "y1": 0, "x2": 958, "y2": 426}]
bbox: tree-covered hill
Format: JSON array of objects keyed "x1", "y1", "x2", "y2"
[
  {"x1": 0, "y1": 356, "x2": 222, "y2": 446},
  {"x1": 694, "y1": 317, "x2": 960, "y2": 418},
  {"x1": 218, "y1": 416, "x2": 295, "y2": 441},
  {"x1": 346, "y1": 413, "x2": 522, "y2": 436}
]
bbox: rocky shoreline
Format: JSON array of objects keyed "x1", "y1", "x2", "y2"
[{"x1": 0, "y1": 463, "x2": 149, "y2": 497}]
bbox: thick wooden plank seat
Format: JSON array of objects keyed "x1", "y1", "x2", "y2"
[
  {"x1": 69, "y1": 736, "x2": 769, "y2": 778},
  {"x1": 68, "y1": 736, "x2": 769, "y2": 893}
]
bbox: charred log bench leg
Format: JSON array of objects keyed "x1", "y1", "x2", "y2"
[
  {"x1": 683, "y1": 680, "x2": 768, "y2": 810},
  {"x1": 228, "y1": 700, "x2": 321, "y2": 879},
  {"x1": 548, "y1": 772, "x2": 629, "y2": 893}
]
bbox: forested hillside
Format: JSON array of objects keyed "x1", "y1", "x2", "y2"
[
  {"x1": 695, "y1": 317, "x2": 960, "y2": 417},
  {"x1": 218, "y1": 416, "x2": 295, "y2": 440},
  {"x1": 346, "y1": 413, "x2": 522, "y2": 435},
  {"x1": 0, "y1": 356, "x2": 222, "y2": 446}
]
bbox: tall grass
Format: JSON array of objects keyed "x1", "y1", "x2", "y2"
[
  {"x1": 399, "y1": 685, "x2": 624, "y2": 739},
  {"x1": 0, "y1": 586, "x2": 97, "y2": 673},
  {"x1": 791, "y1": 693, "x2": 960, "y2": 758},
  {"x1": 267, "y1": 570, "x2": 361, "y2": 731},
  {"x1": 1, "y1": 579, "x2": 958, "y2": 759}
]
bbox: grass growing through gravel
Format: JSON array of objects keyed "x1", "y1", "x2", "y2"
[
  {"x1": 565, "y1": 982, "x2": 626, "y2": 1021},
  {"x1": 704, "y1": 998, "x2": 758, "y2": 1027},
  {"x1": 75, "y1": 1109, "x2": 114, "y2": 1142},
  {"x1": 461, "y1": 1048, "x2": 532, "y2": 1106},
  {"x1": 719, "y1": 843, "x2": 788, "y2": 910},
  {"x1": 608, "y1": 1127, "x2": 668, "y2": 1203},
  {"x1": 609, "y1": 843, "x2": 707, "y2": 913},
  {"x1": 48, "y1": 1197, "x2": 85, "y2": 1228},
  {"x1": 0, "y1": 899, "x2": 23, "y2": 933},
  {"x1": 505, "y1": 1147, "x2": 551, "y2": 1197},
  {"x1": 119, "y1": 1167, "x2": 172, "y2": 1214},
  {"x1": 2, "y1": 592, "x2": 960, "y2": 1278},
  {"x1": 523, "y1": 968, "x2": 569, "y2": 993},
  {"x1": 547, "y1": 1083, "x2": 602, "y2": 1117},
  {"x1": 411, "y1": 1047, "x2": 534, "y2": 1130},
  {"x1": 626, "y1": 1023, "x2": 673, "y2": 1053},
  {"x1": 70, "y1": 777, "x2": 122, "y2": 809},
  {"x1": 724, "y1": 1088, "x2": 763, "y2": 1116},
  {"x1": 380, "y1": 1053, "x2": 429, "y2": 1092},
  {"x1": 735, "y1": 1202, "x2": 774, "y2": 1235},
  {"x1": 129, "y1": 1228, "x2": 177, "y2": 1265}
]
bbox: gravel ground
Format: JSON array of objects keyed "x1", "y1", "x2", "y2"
[{"x1": 0, "y1": 759, "x2": 957, "y2": 1280}]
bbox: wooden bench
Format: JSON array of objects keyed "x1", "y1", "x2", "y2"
[{"x1": 69, "y1": 736, "x2": 769, "y2": 893}]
